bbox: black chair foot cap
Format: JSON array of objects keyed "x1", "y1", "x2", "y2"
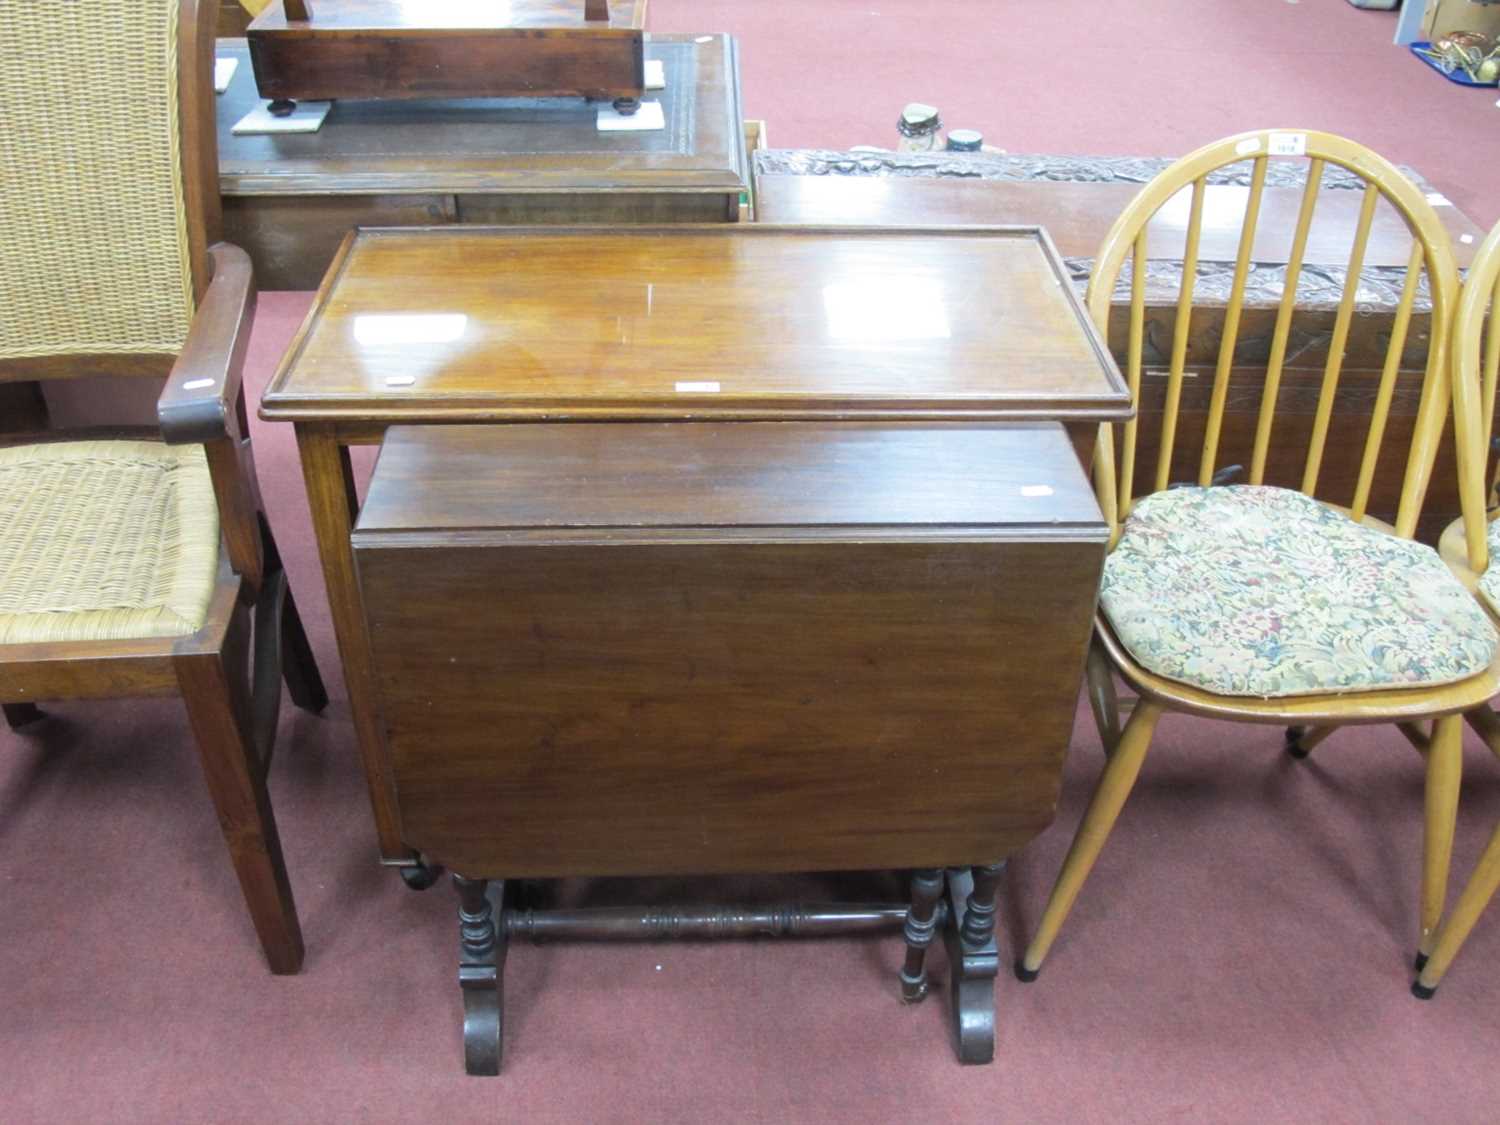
[
  {"x1": 1411, "y1": 980, "x2": 1437, "y2": 1001},
  {"x1": 1014, "y1": 959, "x2": 1040, "y2": 983},
  {"x1": 1284, "y1": 726, "x2": 1309, "y2": 758},
  {"x1": 1414, "y1": 952, "x2": 1429, "y2": 973}
]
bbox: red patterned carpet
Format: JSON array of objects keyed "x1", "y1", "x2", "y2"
[{"x1": 5, "y1": 2, "x2": 1500, "y2": 1121}]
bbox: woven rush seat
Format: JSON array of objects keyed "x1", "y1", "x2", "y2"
[
  {"x1": 0, "y1": 440, "x2": 219, "y2": 645},
  {"x1": 1099, "y1": 485, "x2": 1498, "y2": 698}
]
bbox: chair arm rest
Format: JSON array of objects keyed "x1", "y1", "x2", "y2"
[{"x1": 158, "y1": 242, "x2": 257, "y2": 445}]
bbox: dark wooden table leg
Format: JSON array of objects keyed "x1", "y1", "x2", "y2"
[
  {"x1": 900, "y1": 868, "x2": 945, "y2": 1003},
  {"x1": 455, "y1": 875, "x2": 508, "y2": 1076},
  {"x1": 943, "y1": 862, "x2": 1003, "y2": 1064},
  {"x1": 295, "y1": 426, "x2": 411, "y2": 864}
]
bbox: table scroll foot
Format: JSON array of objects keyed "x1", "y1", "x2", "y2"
[
  {"x1": 943, "y1": 863, "x2": 1003, "y2": 1065},
  {"x1": 455, "y1": 875, "x2": 508, "y2": 1076}
]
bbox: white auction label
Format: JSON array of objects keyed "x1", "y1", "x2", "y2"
[
  {"x1": 1268, "y1": 132, "x2": 1307, "y2": 157},
  {"x1": 675, "y1": 381, "x2": 721, "y2": 393},
  {"x1": 1234, "y1": 137, "x2": 1261, "y2": 156}
]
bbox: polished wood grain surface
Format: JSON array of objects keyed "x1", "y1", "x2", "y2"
[
  {"x1": 353, "y1": 421, "x2": 1106, "y2": 876},
  {"x1": 247, "y1": 1, "x2": 646, "y2": 102},
  {"x1": 260, "y1": 226, "x2": 1131, "y2": 423}
]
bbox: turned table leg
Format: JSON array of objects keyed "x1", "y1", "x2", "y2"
[
  {"x1": 455, "y1": 875, "x2": 508, "y2": 1076},
  {"x1": 943, "y1": 861, "x2": 1004, "y2": 1064},
  {"x1": 900, "y1": 869, "x2": 945, "y2": 1003},
  {"x1": 295, "y1": 427, "x2": 411, "y2": 864}
]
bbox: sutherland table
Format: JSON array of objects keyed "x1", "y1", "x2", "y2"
[
  {"x1": 261, "y1": 222, "x2": 1128, "y2": 1074},
  {"x1": 259, "y1": 224, "x2": 1131, "y2": 868}
]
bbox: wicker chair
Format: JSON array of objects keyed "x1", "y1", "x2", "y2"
[{"x1": 0, "y1": 0, "x2": 325, "y2": 973}]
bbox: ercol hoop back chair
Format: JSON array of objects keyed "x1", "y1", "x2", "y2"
[
  {"x1": 0, "y1": 0, "x2": 326, "y2": 973},
  {"x1": 1414, "y1": 216, "x2": 1500, "y2": 999},
  {"x1": 1016, "y1": 129, "x2": 1500, "y2": 984}
]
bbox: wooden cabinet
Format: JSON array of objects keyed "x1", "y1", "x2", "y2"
[{"x1": 217, "y1": 34, "x2": 750, "y2": 288}]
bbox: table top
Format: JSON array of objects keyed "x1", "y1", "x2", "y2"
[
  {"x1": 216, "y1": 34, "x2": 747, "y2": 195},
  {"x1": 248, "y1": 0, "x2": 646, "y2": 32},
  {"x1": 259, "y1": 225, "x2": 1132, "y2": 425}
]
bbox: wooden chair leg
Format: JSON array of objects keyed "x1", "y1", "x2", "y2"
[
  {"x1": 175, "y1": 634, "x2": 304, "y2": 975},
  {"x1": 1464, "y1": 704, "x2": 1500, "y2": 761},
  {"x1": 899, "y1": 868, "x2": 945, "y2": 1002},
  {"x1": 260, "y1": 516, "x2": 328, "y2": 716},
  {"x1": 1084, "y1": 638, "x2": 1121, "y2": 756},
  {"x1": 3, "y1": 702, "x2": 44, "y2": 730},
  {"x1": 1284, "y1": 724, "x2": 1337, "y2": 759},
  {"x1": 1419, "y1": 713, "x2": 1464, "y2": 961},
  {"x1": 1414, "y1": 815, "x2": 1500, "y2": 998},
  {"x1": 1017, "y1": 699, "x2": 1164, "y2": 980},
  {"x1": 279, "y1": 581, "x2": 328, "y2": 714}
]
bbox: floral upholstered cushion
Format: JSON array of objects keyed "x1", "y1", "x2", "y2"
[
  {"x1": 1099, "y1": 486, "x2": 1498, "y2": 698},
  {"x1": 1477, "y1": 518, "x2": 1500, "y2": 617}
]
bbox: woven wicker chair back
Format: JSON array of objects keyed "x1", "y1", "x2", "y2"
[{"x1": 0, "y1": 1, "x2": 196, "y2": 360}]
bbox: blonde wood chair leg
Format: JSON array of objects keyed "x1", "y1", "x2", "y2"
[
  {"x1": 1419, "y1": 713, "x2": 1464, "y2": 959},
  {"x1": 1414, "y1": 816, "x2": 1500, "y2": 998},
  {"x1": 1017, "y1": 699, "x2": 1164, "y2": 979},
  {"x1": 1397, "y1": 720, "x2": 1432, "y2": 755},
  {"x1": 1084, "y1": 637, "x2": 1121, "y2": 757}
]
